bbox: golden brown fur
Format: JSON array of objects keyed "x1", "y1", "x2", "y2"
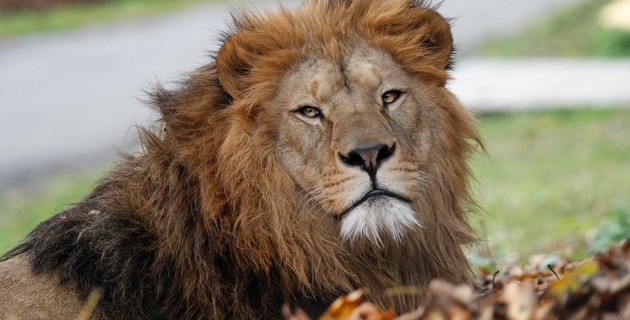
[{"x1": 0, "y1": 0, "x2": 480, "y2": 318}]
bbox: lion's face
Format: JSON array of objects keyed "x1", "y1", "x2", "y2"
[
  {"x1": 272, "y1": 44, "x2": 436, "y2": 246},
  {"x1": 213, "y1": 2, "x2": 479, "y2": 282}
]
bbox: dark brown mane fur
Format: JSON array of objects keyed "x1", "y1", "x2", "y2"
[{"x1": 2, "y1": 0, "x2": 480, "y2": 318}]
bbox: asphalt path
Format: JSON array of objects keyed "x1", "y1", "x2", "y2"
[{"x1": 0, "y1": 0, "x2": 581, "y2": 190}]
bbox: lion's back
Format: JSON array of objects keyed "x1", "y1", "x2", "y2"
[{"x1": 0, "y1": 254, "x2": 87, "y2": 319}]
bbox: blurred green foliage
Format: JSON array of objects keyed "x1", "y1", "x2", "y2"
[
  {"x1": 594, "y1": 27, "x2": 630, "y2": 57},
  {"x1": 0, "y1": 0, "x2": 216, "y2": 38},
  {"x1": 590, "y1": 208, "x2": 630, "y2": 252},
  {"x1": 480, "y1": 0, "x2": 630, "y2": 57}
]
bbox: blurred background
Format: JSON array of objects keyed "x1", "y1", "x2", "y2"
[{"x1": 0, "y1": 0, "x2": 629, "y2": 262}]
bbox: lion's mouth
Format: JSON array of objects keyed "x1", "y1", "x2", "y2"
[{"x1": 337, "y1": 189, "x2": 410, "y2": 220}]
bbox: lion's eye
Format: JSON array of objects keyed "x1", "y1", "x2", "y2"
[
  {"x1": 296, "y1": 106, "x2": 322, "y2": 119},
  {"x1": 382, "y1": 90, "x2": 402, "y2": 106}
]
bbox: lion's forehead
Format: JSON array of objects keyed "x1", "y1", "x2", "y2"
[{"x1": 286, "y1": 45, "x2": 407, "y2": 109}]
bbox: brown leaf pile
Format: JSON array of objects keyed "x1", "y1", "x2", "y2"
[{"x1": 285, "y1": 241, "x2": 630, "y2": 320}]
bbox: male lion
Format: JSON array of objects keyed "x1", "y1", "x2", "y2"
[{"x1": 0, "y1": 0, "x2": 480, "y2": 318}]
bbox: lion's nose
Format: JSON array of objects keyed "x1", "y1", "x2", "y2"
[{"x1": 340, "y1": 143, "x2": 396, "y2": 176}]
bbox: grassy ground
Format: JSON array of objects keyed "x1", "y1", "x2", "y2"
[
  {"x1": 0, "y1": 0, "x2": 217, "y2": 38},
  {"x1": 479, "y1": 0, "x2": 630, "y2": 57},
  {"x1": 471, "y1": 108, "x2": 630, "y2": 259},
  {"x1": 1, "y1": 108, "x2": 629, "y2": 257}
]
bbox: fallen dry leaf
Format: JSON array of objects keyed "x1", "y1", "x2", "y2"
[{"x1": 284, "y1": 241, "x2": 630, "y2": 320}]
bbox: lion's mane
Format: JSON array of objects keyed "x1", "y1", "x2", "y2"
[{"x1": 2, "y1": 0, "x2": 480, "y2": 318}]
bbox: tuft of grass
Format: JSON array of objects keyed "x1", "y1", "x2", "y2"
[
  {"x1": 471, "y1": 108, "x2": 630, "y2": 259},
  {"x1": 479, "y1": 0, "x2": 630, "y2": 57},
  {"x1": 75, "y1": 288, "x2": 103, "y2": 320},
  {"x1": 0, "y1": 0, "x2": 217, "y2": 38}
]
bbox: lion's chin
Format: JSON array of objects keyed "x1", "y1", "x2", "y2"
[{"x1": 339, "y1": 197, "x2": 421, "y2": 247}]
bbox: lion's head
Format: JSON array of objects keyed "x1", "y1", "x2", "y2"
[{"x1": 150, "y1": 0, "x2": 480, "y2": 313}]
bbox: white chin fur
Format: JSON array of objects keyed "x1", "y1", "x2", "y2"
[{"x1": 340, "y1": 197, "x2": 421, "y2": 247}]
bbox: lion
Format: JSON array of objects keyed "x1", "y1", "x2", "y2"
[{"x1": 0, "y1": 0, "x2": 480, "y2": 318}]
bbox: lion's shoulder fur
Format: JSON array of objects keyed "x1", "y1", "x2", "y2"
[
  {"x1": 0, "y1": 0, "x2": 479, "y2": 318},
  {"x1": 1, "y1": 156, "x2": 318, "y2": 319}
]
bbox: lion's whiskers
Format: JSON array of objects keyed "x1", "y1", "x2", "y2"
[{"x1": 294, "y1": 185, "x2": 325, "y2": 216}]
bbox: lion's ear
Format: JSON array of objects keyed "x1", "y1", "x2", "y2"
[
  {"x1": 215, "y1": 21, "x2": 300, "y2": 101},
  {"x1": 366, "y1": 2, "x2": 454, "y2": 75},
  {"x1": 416, "y1": 8, "x2": 454, "y2": 70},
  {"x1": 216, "y1": 34, "x2": 251, "y2": 100}
]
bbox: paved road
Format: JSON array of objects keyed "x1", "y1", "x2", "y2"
[
  {"x1": 0, "y1": 0, "x2": 588, "y2": 190},
  {"x1": 450, "y1": 58, "x2": 630, "y2": 112}
]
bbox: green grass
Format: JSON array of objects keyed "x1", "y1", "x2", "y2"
[
  {"x1": 471, "y1": 108, "x2": 630, "y2": 259},
  {"x1": 1, "y1": 108, "x2": 630, "y2": 258},
  {"x1": 0, "y1": 0, "x2": 217, "y2": 38},
  {"x1": 479, "y1": 0, "x2": 630, "y2": 57},
  {"x1": 0, "y1": 169, "x2": 106, "y2": 253}
]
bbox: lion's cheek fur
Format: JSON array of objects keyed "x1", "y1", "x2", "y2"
[{"x1": 215, "y1": 114, "x2": 357, "y2": 294}]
